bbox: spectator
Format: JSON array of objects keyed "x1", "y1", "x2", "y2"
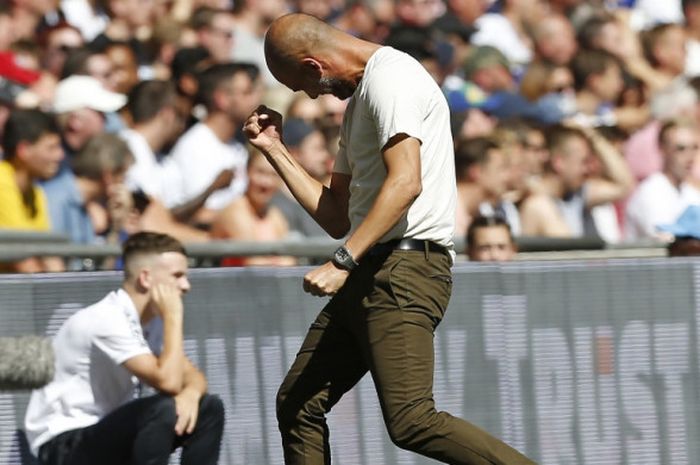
[
  {"x1": 641, "y1": 23, "x2": 687, "y2": 86},
  {"x1": 121, "y1": 79, "x2": 184, "y2": 199},
  {"x1": 191, "y1": 7, "x2": 235, "y2": 63},
  {"x1": 626, "y1": 118, "x2": 700, "y2": 240},
  {"x1": 454, "y1": 136, "x2": 519, "y2": 237},
  {"x1": 42, "y1": 133, "x2": 134, "y2": 246},
  {"x1": 52, "y1": 74, "x2": 126, "y2": 158},
  {"x1": 467, "y1": 215, "x2": 517, "y2": 262},
  {"x1": 531, "y1": 14, "x2": 578, "y2": 66},
  {"x1": 0, "y1": 109, "x2": 64, "y2": 272},
  {"x1": 39, "y1": 22, "x2": 84, "y2": 78},
  {"x1": 103, "y1": 42, "x2": 139, "y2": 94},
  {"x1": 519, "y1": 124, "x2": 634, "y2": 238},
  {"x1": 230, "y1": 0, "x2": 287, "y2": 86},
  {"x1": 164, "y1": 62, "x2": 262, "y2": 228},
  {"x1": 569, "y1": 49, "x2": 648, "y2": 131},
  {"x1": 211, "y1": 150, "x2": 296, "y2": 266}
]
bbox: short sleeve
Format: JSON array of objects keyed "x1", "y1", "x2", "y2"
[
  {"x1": 93, "y1": 319, "x2": 151, "y2": 365},
  {"x1": 364, "y1": 66, "x2": 424, "y2": 150}
]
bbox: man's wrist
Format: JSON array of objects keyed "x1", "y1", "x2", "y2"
[{"x1": 332, "y1": 244, "x2": 358, "y2": 271}]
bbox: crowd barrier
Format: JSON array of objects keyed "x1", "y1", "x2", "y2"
[{"x1": 1, "y1": 258, "x2": 698, "y2": 465}]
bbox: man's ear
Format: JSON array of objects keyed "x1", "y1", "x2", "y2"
[
  {"x1": 14, "y1": 140, "x2": 30, "y2": 163},
  {"x1": 300, "y1": 58, "x2": 323, "y2": 77},
  {"x1": 137, "y1": 268, "x2": 152, "y2": 292}
]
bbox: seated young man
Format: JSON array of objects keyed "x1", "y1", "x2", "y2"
[
  {"x1": 467, "y1": 215, "x2": 517, "y2": 262},
  {"x1": 24, "y1": 231, "x2": 224, "y2": 465}
]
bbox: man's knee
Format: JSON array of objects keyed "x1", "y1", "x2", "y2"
[
  {"x1": 144, "y1": 394, "x2": 178, "y2": 427},
  {"x1": 385, "y1": 406, "x2": 438, "y2": 451},
  {"x1": 199, "y1": 394, "x2": 225, "y2": 425},
  {"x1": 275, "y1": 385, "x2": 325, "y2": 432}
]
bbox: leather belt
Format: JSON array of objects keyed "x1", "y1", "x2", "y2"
[{"x1": 368, "y1": 238, "x2": 447, "y2": 256}]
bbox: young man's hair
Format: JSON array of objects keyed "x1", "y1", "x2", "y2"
[
  {"x1": 570, "y1": 49, "x2": 619, "y2": 91},
  {"x1": 658, "y1": 118, "x2": 697, "y2": 148},
  {"x1": 1, "y1": 109, "x2": 59, "y2": 160},
  {"x1": 577, "y1": 14, "x2": 616, "y2": 51},
  {"x1": 127, "y1": 80, "x2": 177, "y2": 124},
  {"x1": 71, "y1": 133, "x2": 134, "y2": 180},
  {"x1": 466, "y1": 215, "x2": 514, "y2": 248},
  {"x1": 196, "y1": 62, "x2": 259, "y2": 110},
  {"x1": 545, "y1": 124, "x2": 587, "y2": 154},
  {"x1": 454, "y1": 136, "x2": 500, "y2": 181},
  {"x1": 642, "y1": 23, "x2": 682, "y2": 67},
  {"x1": 122, "y1": 232, "x2": 187, "y2": 279}
]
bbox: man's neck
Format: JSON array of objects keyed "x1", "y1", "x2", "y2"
[
  {"x1": 10, "y1": 161, "x2": 33, "y2": 195},
  {"x1": 663, "y1": 169, "x2": 683, "y2": 189},
  {"x1": 122, "y1": 283, "x2": 150, "y2": 323},
  {"x1": 134, "y1": 122, "x2": 165, "y2": 153}
]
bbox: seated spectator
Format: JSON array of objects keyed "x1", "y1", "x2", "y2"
[
  {"x1": 639, "y1": 22, "x2": 687, "y2": 90},
  {"x1": 0, "y1": 109, "x2": 64, "y2": 272},
  {"x1": 570, "y1": 49, "x2": 648, "y2": 131},
  {"x1": 454, "y1": 136, "x2": 520, "y2": 237},
  {"x1": 191, "y1": 7, "x2": 235, "y2": 63},
  {"x1": 444, "y1": 46, "x2": 570, "y2": 125},
  {"x1": 164, "y1": 62, "x2": 262, "y2": 228},
  {"x1": 624, "y1": 78, "x2": 698, "y2": 182},
  {"x1": 531, "y1": 14, "x2": 578, "y2": 66},
  {"x1": 626, "y1": 118, "x2": 700, "y2": 240},
  {"x1": 39, "y1": 22, "x2": 84, "y2": 78},
  {"x1": 467, "y1": 215, "x2": 517, "y2": 262},
  {"x1": 271, "y1": 118, "x2": 332, "y2": 239},
  {"x1": 53, "y1": 74, "x2": 126, "y2": 158},
  {"x1": 42, "y1": 133, "x2": 134, "y2": 248},
  {"x1": 211, "y1": 150, "x2": 296, "y2": 266},
  {"x1": 24, "y1": 231, "x2": 224, "y2": 465},
  {"x1": 519, "y1": 60, "x2": 575, "y2": 103},
  {"x1": 519, "y1": 124, "x2": 634, "y2": 238}
]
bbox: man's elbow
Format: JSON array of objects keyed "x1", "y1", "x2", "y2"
[
  {"x1": 327, "y1": 220, "x2": 351, "y2": 239},
  {"x1": 153, "y1": 374, "x2": 183, "y2": 395}
]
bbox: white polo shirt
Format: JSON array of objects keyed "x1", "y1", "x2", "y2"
[
  {"x1": 625, "y1": 172, "x2": 700, "y2": 240},
  {"x1": 24, "y1": 289, "x2": 159, "y2": 455},
  {"x1": 333, "y1": 47, "x2": 457, "y2": 250},
  {"x1": 162, "y1": 122, "x2": 249, "y2": 210}
]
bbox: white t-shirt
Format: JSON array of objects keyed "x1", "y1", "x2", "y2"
[
  {"x1": 162, "y1": 122, "x2": 248, "y2": 210},
  {"x1": 24, "y1": 290, "x2": 159, "y2": 455},
  {"x1": 625, "y1": 172, "x2": 700, "y2": 240},
  {"x1": 120, "y1": 129, "x2": 180, "y2": 200},
  {"x1": 471, "y1": 13, "x2": 532, "y2": 69},
  {"x1": 333, "y1": 47, "x2": 456, "y2": 250}
]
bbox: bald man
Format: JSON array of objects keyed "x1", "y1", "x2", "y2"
[
  {"x1": 25, "y1": 232, "x2": 224, "y2": 465},
  {"x1": 244, "y1": 13, "x2": 535, "y2": 465}
]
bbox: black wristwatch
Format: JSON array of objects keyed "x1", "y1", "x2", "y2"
[{"x1": 332, "y1": 245, "x2": 358, "y2": 271}]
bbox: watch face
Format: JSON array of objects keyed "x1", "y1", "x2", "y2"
[{"x1": 335, "y1": 248, "x2": 349, "y2": 262}]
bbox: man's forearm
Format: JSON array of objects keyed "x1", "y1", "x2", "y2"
[
  {"x1": 265, "y1": 145, "x2": 350, "y2": 237},
  {"x1": 156, "y1": 314, "x2": 185, "y2": 394}
]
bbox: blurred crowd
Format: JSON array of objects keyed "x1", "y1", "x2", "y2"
[{"x1": 1, "y1": 0, "x2": 700, "y2": 271}]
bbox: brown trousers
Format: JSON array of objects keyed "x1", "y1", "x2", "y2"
[{"x1": 276, "y1": 247, "x2": 537, "y2": 465}]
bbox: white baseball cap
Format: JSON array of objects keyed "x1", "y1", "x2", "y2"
[{"x1": 53, "y1": 75, "x2": 127, "y2": 114}]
